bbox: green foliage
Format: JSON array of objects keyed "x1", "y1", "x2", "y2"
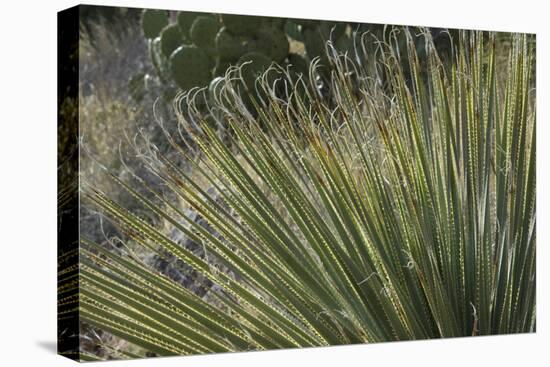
[
  {"x1": 237, "y1": 51, "x2": 273, "y2": 93},
  {"x1": 288, "y1": 53, "x2": 308, "y2": 76},
  {"x1": 148, "y1": 37, "x2": 168, "y2": 80},
  {"x1": 319, "y1": 20, "x2": 347, "y2": 40},
  {"x1": 160, "y1": 24, "x2": 183, "y2": 57},
  {"x1": 169, "y1": 45, "x2": 213, "y2": 90},
  {"x1": 303, "y1": 27, "x2": 326, "y2": 60},
  {"x1": 78, "y1": 29, "x2": 536, "y2": 358},
  {"x1": 189, "y1": 16, "x2": 221, "y2": 49},
  {"x1": 253, "y1": 27, "x2": 290, "y2": 63},
  {"x1": 295, "y1": 18, "x2": 319, "y2": 30},
  {"x1": 146, "y1": 11, "x2": 291, "y2": 91},
  {"x1": 215, "y1": 27, "x2": 249, "y2": 62},
  {"x1": 176, "y1": 11, "x2": 199, "y2": 40},
  {"x1": 141, "y1": 9, "x2": 168, "y2": 39},
  {"x1": 213, "y1": 58, "x2": 232, "y2": 77},
  {"x1": 221, "y1": 13, "x2": 262, "y2": 35},
  {"x1": 264, "y1": 16, "x2": 286, "y2": 30},
  {"x1": 141, "y1": 10, "x2": 378, "y2": 94}
]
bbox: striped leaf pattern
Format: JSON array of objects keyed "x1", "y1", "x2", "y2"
[{"x1": 73, "y1": 29, "x2": 535, "y2": 358}]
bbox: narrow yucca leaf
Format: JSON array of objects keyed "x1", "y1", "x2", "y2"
[{"x1": 76, "y1": 28, "x2": 536, "y2": 357}]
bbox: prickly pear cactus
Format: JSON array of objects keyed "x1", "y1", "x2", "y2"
[
  {"x1": 334, "y1": 33, "x2": 354, "y2": 54},
  {"x1": 160, "y1": 24, "x2": 183, "y2": 57},
  {"x1": 263, "y1": 17, "x2": 286, "y2": 30},
  {"x1": 141, "y1": 9, "x2": 169, "y2": 39},
  {"x1": 176, "y1": 11, "x2": 198, "y2": 40},
  {"x1": 288, "y1": 53, "x2": 309, "y2": 77},
  {"x1": 235, "y1": 51, "x2": 275, "y2": 110},
  {"x1": 215, "y1": 27, "x2": 249, "y2": 62},
  {"x1": 141, "y1": 8, "x2": 373, "y2": 112},
  {"x1": 319, "y1": 21, "x2": 347, "y2": 40},
  {"x1": 303, "y1": 28, "x2": 326, "y2": 60},
  {"x1": 213, "y1": 59, "x2": 232, "y2": 78},
  {"x1": 170, "y1": 45, "x2": 214, "y2": 90},
  {"x1": 238, "y1": 52, "x2": 272, "y2": 72},
  {"x1": 190, "y1": 16, "x2": 221, "y2": 49},
  {"x1": 237, "y1": 52, "x2": 274, "y2": 91},
  {"x1": 253, "y1": 27, "x2": 290, "y2": 63},
  {"x1": 149, "y1": 37, "x2": 169, "y2": 79},
  {"x1": 220, "y1": 14, "x2": 262, "y2": 36}
]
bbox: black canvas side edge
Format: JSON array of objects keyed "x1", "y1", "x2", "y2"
[{"x1": 57, "y1": 5, "x2": 80, "y2": 362}]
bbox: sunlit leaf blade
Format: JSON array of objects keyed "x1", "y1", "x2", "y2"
[{"x1": 72, "y1": 28, "x2": 536, "y2": 357}]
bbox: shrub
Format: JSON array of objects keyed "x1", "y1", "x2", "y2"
[
  {"x1": 142, "y1": 10, "x2": 386, "y2": 93},
  {"x1": 73, "y1": 28, "x2": 535, "y2": 358}
]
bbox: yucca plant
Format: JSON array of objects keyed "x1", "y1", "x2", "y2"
[{"x1": 67, "y1": 27, "x2": 535, "y2": 359}]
